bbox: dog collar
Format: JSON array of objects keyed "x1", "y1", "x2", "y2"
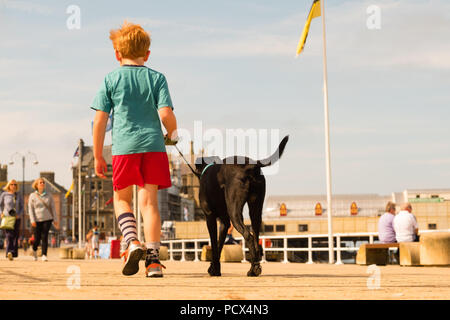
[{"x1": 201, "y1": 163, "x2": 214, "y2": 177}]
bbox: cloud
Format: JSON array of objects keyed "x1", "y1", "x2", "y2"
[
  {"x1": 0, "y1": 108, "x2": 94, "y2": 188},
  {"x1": 325, "y1": 0, "x2": 450, "y2": 70},
  {"x1": 134, "y1": 0, "x2": 450, "y2": 70},
  {"x1": 409, "y1": 158, "x2": 450, "y2": 165}
]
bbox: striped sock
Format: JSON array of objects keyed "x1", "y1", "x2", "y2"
[{"x1": 118, "y1": 213, "x2": 138, "y2": 246}]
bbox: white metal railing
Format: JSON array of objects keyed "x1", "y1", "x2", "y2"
[{"x1": 161, "y1": 229, "x2": 450, "y2": 264}]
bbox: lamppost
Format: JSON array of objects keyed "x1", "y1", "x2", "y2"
[
  {"x1": 9, "y1": 151, "x2": 39, "y2": 234},
  {"x1": 85, "y1": 169, "x2": 99, "y2": 229}
]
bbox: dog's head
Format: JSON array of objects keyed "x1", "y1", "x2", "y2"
[{"x1": 195, "y1": 156, "x2": 223, "y2": 174}]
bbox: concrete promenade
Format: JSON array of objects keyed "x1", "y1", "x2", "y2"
[{"x1": 0, "y1": 248, "x2": 449, "y2": 300}]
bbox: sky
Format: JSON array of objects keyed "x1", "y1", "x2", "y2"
[{"x1": 0, "y1": 0, "x2": 449, "y2": 197}]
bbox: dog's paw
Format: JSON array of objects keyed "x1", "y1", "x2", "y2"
[
  {"x1": 247, "y1": 264, "x2": 262, "y2": 277},
  {"x1": 208, "y1": 264, "x2": 221, "y2": 277}
]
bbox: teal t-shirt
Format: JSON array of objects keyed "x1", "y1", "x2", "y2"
[{"x1": 91, "y1": 65, "x2": 173, "y2": 156}]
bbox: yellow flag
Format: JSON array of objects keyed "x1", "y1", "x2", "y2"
[
  {"x1": 65, "y1": 180, "x2": 74, "y2": 198},
  {"x1": 296, "y1": 0, "x2": 321, "y2": 56}
]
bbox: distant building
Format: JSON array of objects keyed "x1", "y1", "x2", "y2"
[
  {"x1": 0, "y1": 165, "x2": 7, "y2": 183},
  {"x1": 401, "y1": 189, "x2": 450, "y2": 231},
  {"x1": 71, "y1": 139, "x2": 115, "y2": 241},
  {"x1": 259, "y1": 191, "x2": 449, "y2": 234},
  {"x1": 173, "y1": 141, "x2": 204, "y2": 221},
  {"x1": 263, "y1": 194, "x2": 391, "y2": 219}
]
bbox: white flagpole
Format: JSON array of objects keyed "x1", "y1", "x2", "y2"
[
  {"x1": 78, "y1": 140, "x2": 82, "y2": 249},
  {"x1": 320, "y1": 0, "x2": 334, "y2": 264}
]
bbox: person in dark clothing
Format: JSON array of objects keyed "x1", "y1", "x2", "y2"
[{"x1": 0, "y1": 180, "x2": 24, "y2": 260}]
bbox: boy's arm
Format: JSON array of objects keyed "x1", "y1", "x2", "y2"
[
  {"x1": 93, "y1": 110, "x2": 109, "y2": 179},
  {"x1": 159, "y1": 106, "x2": 177, "y2": 140}
]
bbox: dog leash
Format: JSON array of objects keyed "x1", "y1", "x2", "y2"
[{"x1": 173, "y1": 144, "x2": 201, "y2": 179}]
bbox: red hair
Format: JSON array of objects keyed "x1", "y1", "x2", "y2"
[{"x1": 109, "y1": 21, "x2": 151, "y2": 59}]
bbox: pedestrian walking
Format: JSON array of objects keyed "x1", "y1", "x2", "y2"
[
  {"x1": 92, "y1": 226, "x2": 100, "y2": 259},
  {"x1": 85, "y1": 229, "x2": 93, "y2": 258},
  {"x1": 91, "y1": 21, "x2": 177, "y2": 277},
  {"x1": 0, "y1": 179, "x2": 24, "y2": 260},
  {"x1": 28, "y1": 178, "x2": 59, "y2": 262}
]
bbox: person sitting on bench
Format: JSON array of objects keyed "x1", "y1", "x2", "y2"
[
  {"x1": 378, "y1": 201, "x2": 397, "y2": 244},
  {"x1": 393, "y1": 203, "x2": 419, "y2": 243}
]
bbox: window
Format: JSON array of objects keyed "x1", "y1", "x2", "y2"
[
  {"x1": 428, "y1": 224, "x2": 437, "y2": 230},
  {"x1": 298, "y1": 224, "x2": 308, "y2": 232},
  {"x1": 275, "y1": 225, "x2": 285, "y2": 232},
  {"x1": 264, "y1": 225, "x2": 274, "y2": 233},
  {"x1": 431, "y1": 195, "x2": 439, "y2": 199}
]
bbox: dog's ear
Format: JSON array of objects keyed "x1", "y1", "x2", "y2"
[
  {"x1": 195, "y1": 156, "x2": 222, "y2": 172},
  {"x1": 194, "y1": 157, "x2": 205, "y2": 173}
]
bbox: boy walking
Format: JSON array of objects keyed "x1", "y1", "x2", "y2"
[{"x1": 91, "y1": 21, "x2": 178, "y2": 277}]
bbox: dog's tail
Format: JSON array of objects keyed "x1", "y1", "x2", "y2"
[{"x1": 256, "y1": 135, "x2": 289, "y2": 168}]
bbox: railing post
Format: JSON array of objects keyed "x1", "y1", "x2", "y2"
[
  {"x1": 282, "y1": 237, "x2": 289, "y2": 263},
  {"x1": 165, "y1": 232, "x2": 391, "y2": 266},
  {"x1": 335, "y1": 235, "x2": 343, "y2": 265},
  {"x1": 194, "y1": 240, "x2": 199, "y2": 262},
  {"x1": 261, "y1": 237, "x2": 267, "y2": 263},
  {"x1": 241, "y1": 239, "x2": 247, "y2": 263},
  {"x1": 180, "y1": 241, "x2": 186, "y2": 262},
  {"x1": 306, "y1": 236, "x2": 313, "y2": 264},
  {"x1": 169, "y1": 241, "x2": 174, "y2": 261}
]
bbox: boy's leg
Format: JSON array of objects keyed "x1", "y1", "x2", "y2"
[
  {"x1": 138, "y1": 184, "x2": 160, "y2": 243},
  {"x1": 114, "y1": 186, "x2": 145, "y2": 276},
  {"x1": 138, "y1": 184, "x2": 165, "y2": 277},
  {"x1": 114, "y1": 186, "x2": 139, "y2": 244},
  {"x1": 113, "y1": 185, "x2": 133, "y2": 218}
]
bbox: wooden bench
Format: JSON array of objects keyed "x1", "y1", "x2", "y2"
[
  {"x1": 356, "y1": 243, "x2": 399, "y2": 266},
  {"x1": 201, "y1": 244, "x2": 243, "y2": 262}
]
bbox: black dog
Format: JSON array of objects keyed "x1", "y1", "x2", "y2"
[{"x1": 194, "y1": 135, "x2": 289, "y2": 277}]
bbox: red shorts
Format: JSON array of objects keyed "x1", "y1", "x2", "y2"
[{"x1": 112, "y1": 152, "x2": 172, "y2": 191}]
